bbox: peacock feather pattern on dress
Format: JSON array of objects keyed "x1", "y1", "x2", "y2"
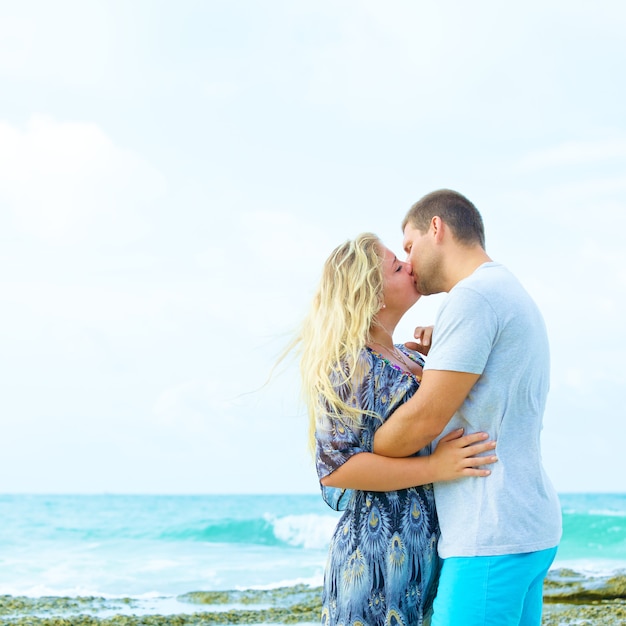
[{"x1": 316, "y1": 346, "x2": 440, "y2": 625}]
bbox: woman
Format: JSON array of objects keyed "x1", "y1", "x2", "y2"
[{"x1": 296, "y1": 233, "x2": 497, "y2": 625}]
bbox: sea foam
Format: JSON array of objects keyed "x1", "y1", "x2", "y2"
[{"x1": 270, "y1": 513, "x2": 336, "y2": 550}]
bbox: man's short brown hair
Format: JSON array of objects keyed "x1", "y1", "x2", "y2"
[{"x1": 402, "y1": 189, "x2": 486, "y2": 249}]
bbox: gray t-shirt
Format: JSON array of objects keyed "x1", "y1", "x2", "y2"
[{"x1": 426, "y1": 262, "x2": 562, "y2": 558}]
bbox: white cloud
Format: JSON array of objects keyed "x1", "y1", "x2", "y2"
[
  {"x1": 0, "y1": 4, "x2": 114, "y2": 84},
  {"x1": 154, "y1": 378, "x2": 241, "y2": 433},
  {"x1": 1, "y1": 1, "x2": 625, "y2": 496},
  {"x1": 0, "y1": 16, "x2": 35, "y2": 73},
  {"x1": 0, "y1": 115, "x2": 165, "y2": 243},
  {"x1": 195, "y1": 207, "x2": 340, "y2": 337},
  {"x1": 298, "y1": 2, "x2": 553, "y2": 124},
  {"x1": 518, "y1": 139, "x2": 626, "y2": 170},
  {"x1": 1, "y1": 281, "x2": 158, "y2": 325},
  {"x1": 203, "y1": 81, "x2": 243, "y2": 101}
]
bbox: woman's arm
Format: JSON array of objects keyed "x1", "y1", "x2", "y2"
[{"x1": 321, "y1": 429, "x2": 496, "y2": 491}]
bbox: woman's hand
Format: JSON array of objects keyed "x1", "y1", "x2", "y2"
[
  {"x1": 429, "y1": 428, "x2": 497, "y2": 482},
  {"x1": 404, "y1": 325, "x2": 434, "y2": 356}
]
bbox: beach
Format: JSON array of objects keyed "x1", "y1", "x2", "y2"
[
  {"x1": 0, "y1": 494, "x2": 624, "y2": 625},
  {"x1": 541, "y1": 567, "x2": 626, "y2": 625},
  {"x1": 543, "y1": 601, "x2": 626, "y2": 625},
  {"x1": 1, "y1": 572, "x2": 626, "y2": 625}
]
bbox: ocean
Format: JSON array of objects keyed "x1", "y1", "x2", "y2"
[{"x1": 0, "y1": 493, "x2": 624, "y2": 622}]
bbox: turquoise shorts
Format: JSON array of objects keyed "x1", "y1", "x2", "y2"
[{"x1": 430, "y1": 546, "x2": 558, "y2": 626}]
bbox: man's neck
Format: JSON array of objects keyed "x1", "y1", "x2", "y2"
[{"x1": 445, "y1": 247, "x2": 492, "y2": 291}]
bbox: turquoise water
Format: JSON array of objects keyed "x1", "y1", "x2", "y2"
[
  {"x1": 556, "y1": 493, "x2": 626, "y2": 567},
  {"x1": 0, "y1": 493, "x2": 623, "y2": 599},
  {"x1": 0, "y1": 494, "x2": 338, "y2": 597}
]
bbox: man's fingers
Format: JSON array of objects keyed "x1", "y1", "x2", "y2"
[
  {"x1": 413, "y1": 325, "x2": 433, "y2": 346},
  {"x1": 404, "y1": 340, "x2": 429, "y2": 355}
]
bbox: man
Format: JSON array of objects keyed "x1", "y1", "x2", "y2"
[{"x1": 373, "y1": 189, "x2": 561, "y2": 626}]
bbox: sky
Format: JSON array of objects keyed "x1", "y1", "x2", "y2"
[{"x1": 1, "y1": 0, "x2": 625, "y2": 495}]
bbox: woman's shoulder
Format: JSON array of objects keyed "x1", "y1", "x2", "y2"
[
  {"x1": 351, "y1": 346, "x2": 377, "y2": 380},
  {"x1": 328, "y1": 347, "x2": 376, "y2": 392},
  {"x1": 334, "y1": 346, "x2": 375, "y2": 371}
]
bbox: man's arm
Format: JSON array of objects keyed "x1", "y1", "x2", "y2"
[
  {"x1": 321, "y1": 430, "x2": 495, "y2": 491},
  {"x1": 373, "y1": 369, "x2": 480, "y2": 457}
]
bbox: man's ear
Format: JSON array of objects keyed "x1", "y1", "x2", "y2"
[{"x1": 431, "y1": 216, "x2": 444, "y2": 242}]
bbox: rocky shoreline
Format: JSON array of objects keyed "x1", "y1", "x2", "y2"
[{"x1": 0, "y1": 569, "x2": 624, "y2": 625}]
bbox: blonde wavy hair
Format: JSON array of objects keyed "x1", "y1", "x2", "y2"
[{"x1": 294, "y1": 233, "x2": 385, "y2": 452}]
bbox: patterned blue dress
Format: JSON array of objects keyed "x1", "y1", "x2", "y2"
[{"x1": 315, "y1": 346, "x2": 440, "y2": 626}]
